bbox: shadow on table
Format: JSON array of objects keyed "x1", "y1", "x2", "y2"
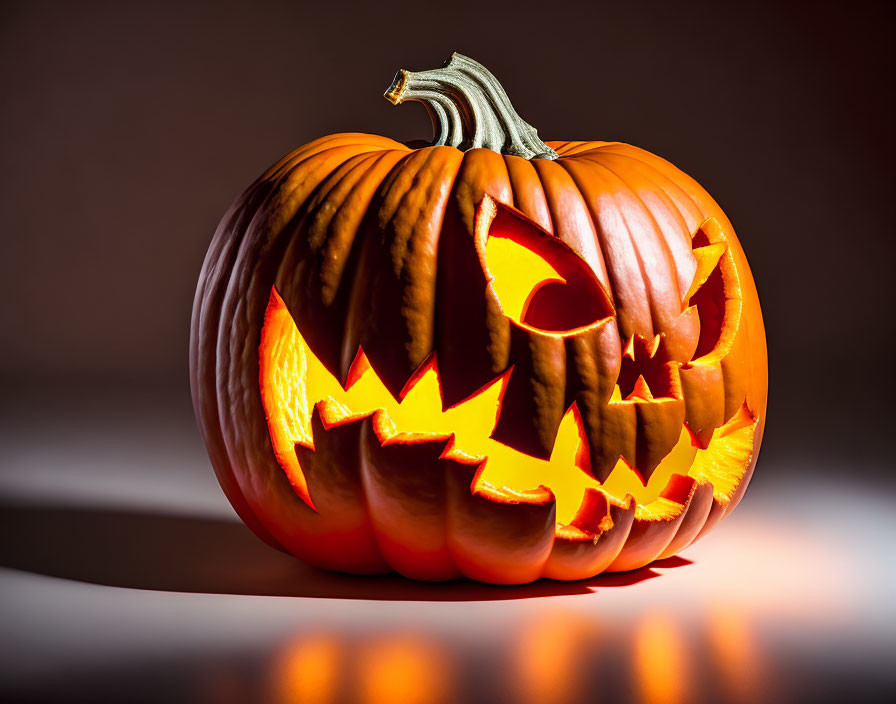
[{"x1": 0, "y1": 503, "x2": 691, "y2": 601}]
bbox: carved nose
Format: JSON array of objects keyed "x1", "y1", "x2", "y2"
[{"x1": 475, "y1": 195, "x2": 615, "y2": 335}]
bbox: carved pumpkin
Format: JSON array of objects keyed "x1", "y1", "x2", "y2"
[{"x1": 190, "y1": 54, "x2": 767, "y2": 584}]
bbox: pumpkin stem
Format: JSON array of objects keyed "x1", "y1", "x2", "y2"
[{"x1": 384, "y1": 53, "x2": 558, "y2": 161}]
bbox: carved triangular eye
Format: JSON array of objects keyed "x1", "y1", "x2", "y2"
[{"x1": 474, "y1": 195, "x2": 615, "y2": 335}]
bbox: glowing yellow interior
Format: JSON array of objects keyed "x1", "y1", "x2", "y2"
[
  {"x1": 260, "y1": 289, "x2": 756, "y2": 527},
  {"x1": 483, "y1": 235, "x2": 565, "y2": 323},
  {"x1": 475, "y1": 196, "x2": 615, "y2": 336}
]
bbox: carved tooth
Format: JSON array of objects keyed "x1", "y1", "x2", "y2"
[
  {"x1": 622, "y1": 334, "x2": 637, "y2": 361},
  {"x1": 680, "y1": 361, "x2": 725, "y2": 449},
  {"x1": 292, "y1": 407, "x2": 389, "y2": 574},
  {"x1": 589, "y1": 360, "x2": 686, "y2": 484},
  {"x1": 627, "y1": 375, "x2": 654, "y2": 402},
  {"x1": 657, "y1": 480, "x2": 715, "y2": 560},
  {"x1": 630, "y1": 362, "x2": 686, "y2": 481},
  {"x1": 589, "y1": 402, "x2": 637, "y2": 482},
  {"x1": 490, "y1": 325, "x2": 566, "y2": 461},
  {"x1": 359, "y1": 411, "x2": 461, "y2": 581},
  {"x1": 569, "y1": 487, "x2": 611, "y2": 534},
  {"x1": 606, "y1": 474, "x2": 697, "y2": 572},
  {"x1": 632, "y1": 396, "x2": 686, "y2": 483},
  {"x1": 543, "y1": 492, "x2": 637, "y2": 581},
  {"x1": 564, "y1": 316, "x2": 624, "y2": 481},
  {"x1": 343, "y1": 346, "x2": 371, "y2": 389},
  {"x1": 445, "y1": 460, "x2": 556, "y2": 584},
  {"x1": 361, "y1": 406, "x2": 563, "y2": 584}
]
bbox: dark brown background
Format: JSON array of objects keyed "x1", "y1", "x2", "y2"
[{"x1": 1, "y1": 0, "x2": 894, "y2": 468}]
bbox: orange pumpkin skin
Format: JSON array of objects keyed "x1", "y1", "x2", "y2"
[{"x1": 190, "y1": 58, "x2": 767, "y2": 584}]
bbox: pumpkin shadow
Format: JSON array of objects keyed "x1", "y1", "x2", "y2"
[{"x1": 0, "y1": 503, "x2": 691, "y2": 601}]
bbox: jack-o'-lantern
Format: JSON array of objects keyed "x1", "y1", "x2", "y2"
[{"x1": 190, "y1": 54, "x2": 767, "y2": 584}]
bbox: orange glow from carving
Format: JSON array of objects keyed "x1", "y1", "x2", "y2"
[
  {"x1": 513, "y1": 611, "x2": 599, "y2": 704},
  {"x1": 270, "y1": 632, "x2": 450, "y2": 704},
  {"x1": 634, "y1": 615, "x2": 689, "y2": 704},
  {"x1": 708, "y1": 605, "x2": 763, "y2": 704},
  {"x1": 270, "y1": 633, "x2": 341, "y2": 704},
  {"x1": 356, "y1": 634, "x2": 451, "y2": 704},
  {"x1": 259, "y1": 288, "x2": 757, "y2": 530}
]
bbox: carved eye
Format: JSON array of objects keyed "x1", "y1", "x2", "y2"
[{"x1": 475, "y1": 195, "x2": 614, "y2": 334}]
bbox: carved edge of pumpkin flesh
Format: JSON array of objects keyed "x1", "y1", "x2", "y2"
[{"x1": 293, "y1": 396, "x2": 757, "y2": 583}]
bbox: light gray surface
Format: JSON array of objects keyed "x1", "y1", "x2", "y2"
[{"x1": 1, "y1": 391, "x2": 893, "y2": 703}]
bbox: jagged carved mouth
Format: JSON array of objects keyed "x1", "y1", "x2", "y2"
[
  {"x1": 258, "y1": 197, "x2": 757, "y2": 544},
  {"x1": 261, "y1": 286, "x2": 755, "y2": 529}
]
